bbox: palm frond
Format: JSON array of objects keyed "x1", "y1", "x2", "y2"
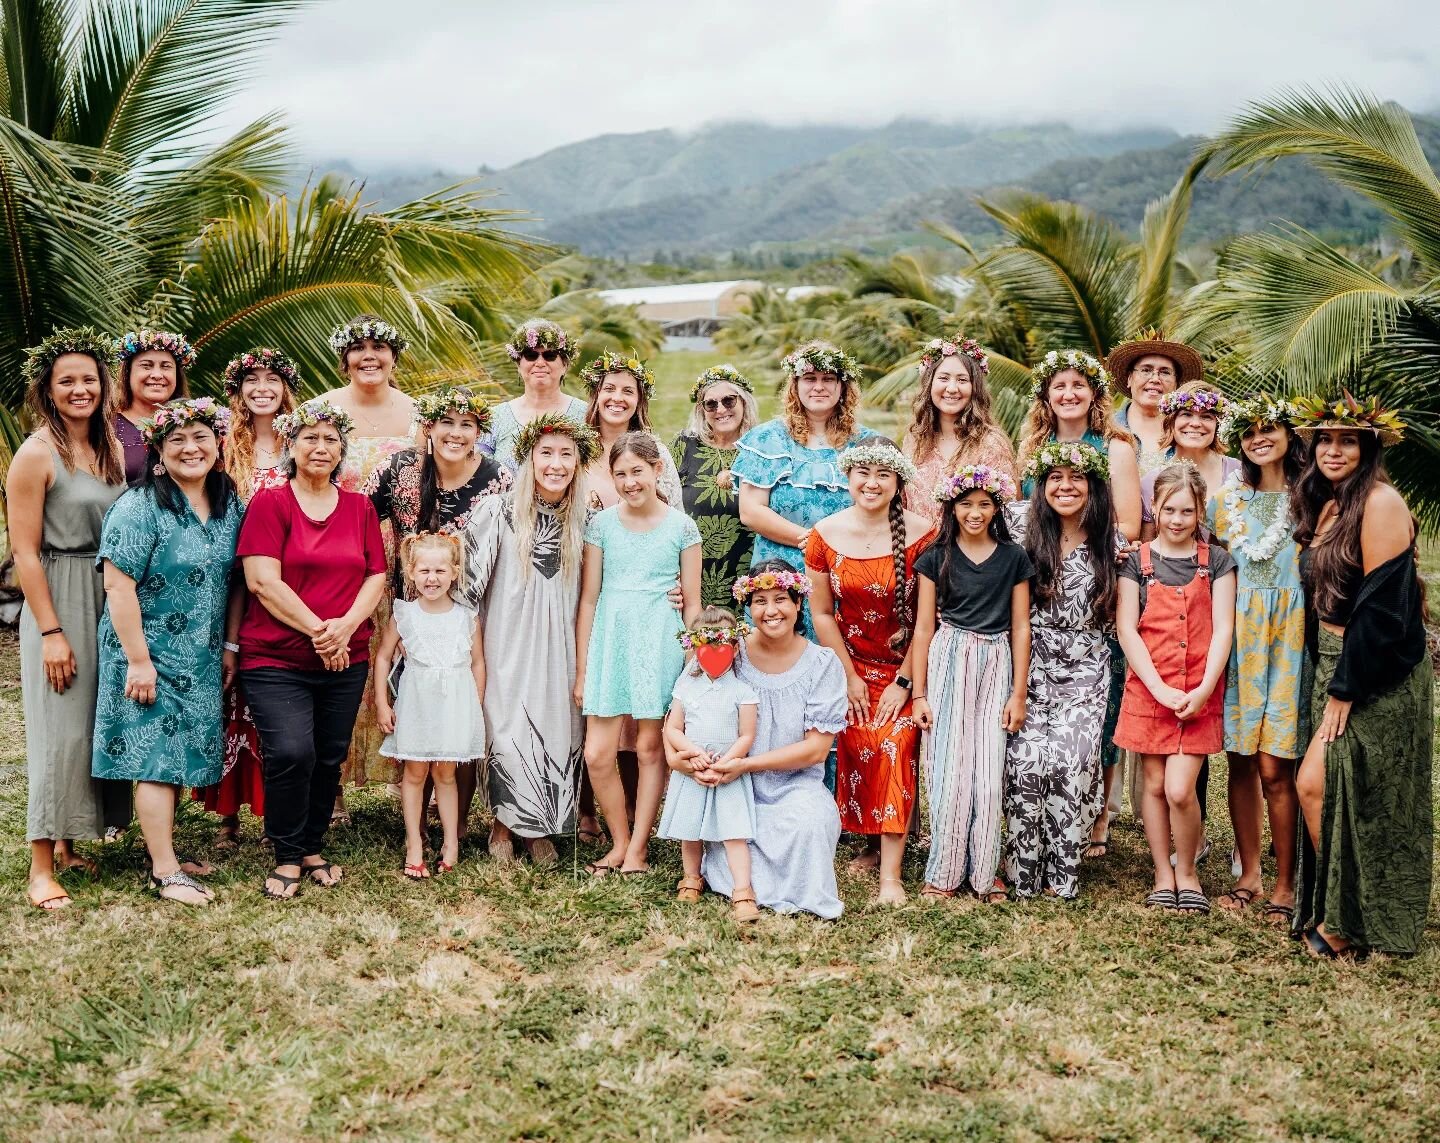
[
  {"x1": 920, "y1": 220, "x2": 980, "y2": 264},
  {"x1": 1127, "y1": 154, "x2": 1206, "y2": 332},
  {"x1": 0, "y1": 0, "x2": 70, "y2": 132}
]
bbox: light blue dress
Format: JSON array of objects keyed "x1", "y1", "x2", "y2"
[
  {"x1": 702, "y1": 641, "x2": 848, "y2": 918},
  {"x1": 91, "y1": 487, "x2": 243, "y2": 786},
  {"x1": 657, "y1": 669, "x2": 759, "y2": 842},
  {"x1": 582, "y1": 506, "x2": 701, "y2": 719}
]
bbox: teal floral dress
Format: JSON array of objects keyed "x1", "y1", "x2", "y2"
[
  {"x1": 670, "y1": 431, "x2": 756, "y2": 608},
  {"x1": 92, "y1": 487, "x2": 243, "y2": 787}
]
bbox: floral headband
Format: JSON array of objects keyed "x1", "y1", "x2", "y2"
[
  {"x1": 116, "y1": 329, "x2": 196, "y2": 370},
  {"x1": 412, "y1": 386, "x2": 493, "y2": 432},
  {"x1": 1030, "y1": 349, "x2": 1110, "y2": 400},
  {"x1": 1291, "y1": 392, "x2": 1405, "y2": 445},
  {"x1": 580, "y1": 350, "x2": 655, "y2": 398},
  {"x1": 223, "y1": 347, "x2": 301, "y2": 396},
  {"x1": 689, "y1": 364, "x2": 755, "y2": 403},
  {"x1": 782, "y1": 340, "x2": 863, "y2": 388},
  {"x1": 837, "y1": 442, "x2": 919, "y2": 484},
  {"x1": 505, "y1": 319, "x2": 577, "y2": 362},
  {"x1": 934, "y1": 463, "x2": 1017, "y2": 505},
  {"x1": 274, "y1": 397, "x2": 355, "y2": 440},
  {"x1": 22, "y1": 326, "x2": 115, "y2": 389},
  {"x1": 1159, "y1": 388, "x2": 1228, "y2": 419},
  {"x1": 920, "y1": 335, "x2": 989, "y2": 376},
  {"x1": 732, "y1": 569, "x2": 813, "y2": 603},
  {"x1": 139, "y1": 397, "x2": 231, "y2": 448},
  {"x1": 329, "y1": 319, "x2": 408, "y2": 359},
  {"x1": 1217, "y1": 395, "x2": 1297, "y2": 452},
  {"x1": 675, "y1": 620, "x2": 753, "y2": 651},
  {"x1": 511, "y1": 412, "x2": 602, "y2": 467},
  {"x1": 1023, "y1": 440, "x2": 1110, "y2": 484}
]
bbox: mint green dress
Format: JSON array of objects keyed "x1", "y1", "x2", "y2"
[{"x1": 581, "y1": 506, "x2": 700, "y2": 719}]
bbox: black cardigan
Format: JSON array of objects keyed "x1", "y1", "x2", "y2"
[{"x1": 1318, "y1": 550, "x2": 1427, "y2": 703}]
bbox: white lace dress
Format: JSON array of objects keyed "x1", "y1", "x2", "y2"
[{"x1": 379, "y1": 600, "x2": 486, "y2": 763}]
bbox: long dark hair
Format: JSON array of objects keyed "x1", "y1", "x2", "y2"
[
  {"x1": 745, "y1": 556, "x2": 807, "y2": 633},
  {"x1": 142, "y1": 443, "x2": 236, "y2": 519},
  {"x1": 1025, "y1": 472, "x2": 1118, "y2": 626},
  {"x1": 1292, "y1": 430, "x2": 1388, "y2": 617},
  {"x1": 933, "y1": 490, "x2": 1013, "y2": 606},
  {"x1": 26, "y1": 352, "x2": 125, "y2": 486},
  {"x1": 1237, "y1": 421, "x2": 1307, "y2": 490}
]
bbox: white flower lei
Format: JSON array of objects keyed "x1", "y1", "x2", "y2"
[{"x1": 1219, "y1": 471, "x2": 1292, "y2": 564}]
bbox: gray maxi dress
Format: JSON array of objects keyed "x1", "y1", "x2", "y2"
[{"x1": 21, "y1": 449, "x2": 126, "y2": 840}]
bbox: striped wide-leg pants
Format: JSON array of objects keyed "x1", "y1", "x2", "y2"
[{"x1": 923, "y1": 627, "x2": 1010, "y2": 893}]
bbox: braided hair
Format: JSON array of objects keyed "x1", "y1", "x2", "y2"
[{"x1": 887, "y1": 488, "x2": 913, "y2": 654}]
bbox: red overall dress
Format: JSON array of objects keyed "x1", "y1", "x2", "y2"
[{"x1": 1113, "y1": 541, "x2": 1225, "y2": 756}]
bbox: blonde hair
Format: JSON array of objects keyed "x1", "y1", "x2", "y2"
[
  {"x1": 782, "y1": 374, "x2": 859, "y2": 448},
  {"x1": 1019, "y1": 368, "x2": 1129, "y2": 467},
  {"x1": 399, "y1": 531, "x2": 464, "y2": 596},
  {"x1": 225, "y1": 384, "x2": 297, "y2": 501},
  {"x1": 686, "y1": 605, "x2": 743, "y2": 676},
  {"x1": 1151, "y1": 460, "x2": 1208, "y2": 526},
  {"x1": 513, "y1": 453, "x2": 586, "y2": 584},
  {"x1": 1159, "y1": 379, "x2": 1227, "y2": 453},
  {"x1": 686, "y1": 381, "x2": 759, "y2": 445}
]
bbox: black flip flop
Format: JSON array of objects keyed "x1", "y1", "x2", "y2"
[
  {"x1": 1302, "y1": 927, "x2": 1368, "y2": 961},
  {"x1": 302, "y1": 860, "x2": 341, "y2": 888},
  {"x1": 1262, "y1": 901, "x2": 1295, "y2": 929},
  {"x1": 1216, "y1": 886, "x2": 1256, "y2": 911},
  {"x1": 261, "y1": 869, "x2": 302, "y2": 900}
]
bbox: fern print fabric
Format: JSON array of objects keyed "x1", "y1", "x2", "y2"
[{"x1": 670, "y1": 432, "x2": 758, "y2": 608}]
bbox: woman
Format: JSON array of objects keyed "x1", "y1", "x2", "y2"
[
  {"x1": 1291, "y1": 396, "x2": 1431, "y2": 959},
  {"x1": 92, "y1": 399, "x2": 244, "y2": 905},
  {"x1": 1139, "y1": 381, "x2": 1239, "y2": 537},
  {"x1": 577, "y1": 350, "x2": 681, "y2": 508},
  {"x1": 195, "y1": 347, "x2": 301, "y2": 846},
  {"x1": 464, "y1": 415, "x2": 601, "y2": 866},
  {"x1": 805, "y1": 440, "x2": 934, "y2": 904},
  {"x1": 1004, "y1": 441, "x2": 1117, "y2": 899},
  {"x1": 1107, "y1": 329, "x2": 1202, "y2": 475},
  {"x1": 113, "y1": 329, "x2": 194, "y2": 486},
  {"x1": 902, "y1": 335, "x2": 1018, "y2": 523},
  {"x1": 236, "y1": 398, "x2": 387, "y2": 900},
  {"x1": 1211, "y1": 396, "x2": 1306, "y2": 924},
  {"x1": 319, "y1": 316, "x2": 416, "y2": 809},
  {"x1": 735, "y1": 340, "x2": 876, "y2": 633},
  {"x1": 9, "y1": 329, "x2": 127, "y2": 909},
  {"x1": 485, "y1": 319, "x2": 588, "y2": 472},
  {"x1": 671, "y1": 560, "x2": 848, "y2": 918},
  {"x1": 670, "y1": 364, "x2": 761, "y2": 608}
]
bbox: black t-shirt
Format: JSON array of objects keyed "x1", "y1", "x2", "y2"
[
  {"x1": 1119, "y1": 545, "x2": 1237, "y2": 612},
  {"x1": 915, "y1": 540, "x2": 1034, "y2": 634}
]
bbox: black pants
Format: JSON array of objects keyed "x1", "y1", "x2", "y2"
[{"x1": 243, "y1": 663, "x2": 368, "y2": 866}]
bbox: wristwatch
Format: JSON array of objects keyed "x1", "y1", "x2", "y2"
[{"x1": 895, "y1": 674, "x2": 913, "y2": 690}]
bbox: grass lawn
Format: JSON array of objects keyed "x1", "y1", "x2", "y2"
[{"x1": 1, "y1": 628, "x2": 1439, "y2": 1140}]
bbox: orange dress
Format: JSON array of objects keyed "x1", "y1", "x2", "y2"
[{"x1": 806, "y1": 526, "x2": 936, "y2": 834}]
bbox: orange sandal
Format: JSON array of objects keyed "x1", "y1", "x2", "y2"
[
  {"x1": 675, "y1": 875, "x2": 705, "y2": 902},
  {"x1": 731, "y1": 887, "x2": 761, "y2": 923}
]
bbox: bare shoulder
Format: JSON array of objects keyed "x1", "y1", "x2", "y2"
[
  {"x1": 1360, "y1": 482, "x2": 1413, "y2": 564},
  {"x1": 8, "y1": 432, "x2": 57, "y2": 483},
  {"x1": 1365, "y1": 482, "x2": 1409, "y2": 520},
  {"x1": 903, "y1": 510, "x2": 934, "y2": 544}
]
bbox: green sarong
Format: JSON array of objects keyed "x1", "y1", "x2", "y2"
[{"x1": 1296, "y1": 627, "x2": 1434, "y2": 955}]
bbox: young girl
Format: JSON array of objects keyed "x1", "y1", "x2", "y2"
[
  {"x1": 374, "y1": 532, "x2": 486, "y2": 880},
  {"x1": 1114, "y1": 462, "x2": 1236, "y2": 915},
  {"x1": 658, "y1": 606, "x2": 761, "y2": 921},
  {"x1": 575, "y1": 431, "x2": 702, "y2": 875},
  {"x1": 912, "y1": 465, "x2": 1032, "y2": 901}
]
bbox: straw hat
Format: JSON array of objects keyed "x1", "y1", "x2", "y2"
[{"x1": 1106, "y1": 329, "x2": 1204, "y2": 396}]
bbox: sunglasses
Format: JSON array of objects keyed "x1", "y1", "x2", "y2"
[
  {"x1": 703, "y1": 395, "x2": 740, "y2": 412},
  {"x1": 520, "y1": 349, "x2": 562, "y2": 363}
]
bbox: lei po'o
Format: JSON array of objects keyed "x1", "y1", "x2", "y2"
[
  {"x1": 1218, "y1": 396, "x2": 1297, "y2": 453},
  {"x1": 412, "y1": 386, "x2": 493, "y2": 432},
  {"x1": 920, "y1": 335, "x2": 989, "y2": 375},
  {"x1": 274, "y1": 397, "x2": 355, "y2": 440},
  {"x1": 511, "y1": 413, "x2": 602, "y2": 467},
  {"x1": 689, "y1": 364, "x2": 754, "y2": 403},
  {"x1": 223, "y1": 347, "x2": 301, "y2": 396},
  {"x1": 22, "y1": 326, "x2": 115, "y2": 388},
  {"x1": 140, "y1": 397, "x2": 231, "y2": 448},
  {"x1": 781, "y1": 340, "x2": 863, "y2": 387},
  {"x1": 1030, "y1": 349, "x2": 1109, "y2": 399},
  {"x1": 1023, "y1": 440, "x2": 1110, "y2": 484},
  {"x1": 506, "y1": 319, "x2": 577, "y2": 362},
  {"x1": 1218, "y1": 471, "x2": 1294, "y2": 565},
  {"x1": 837, "y1": 442, "x2": 918, "y2": 484},
  {"x1": 580, "y1": 350, "x2": 655, "y2": 398},
  {"x1": 329, "y1": 319, "x2": 407, "y2": 358},
  {"x1": 732, "y1": 569, "x2": 812, "y2": 602},
  {"x1": 116, "y1": 329, "x2": 197, "y2": 370},
  {"x1": 676, "y1": 621, "x2": 753, "y2": 651},
  {"x1": 934, "y1": 463, "x2": 1017, "y2": 505},
  {"x1": 1159, "y1": 388, "x2": 1228, "y2": 418}
]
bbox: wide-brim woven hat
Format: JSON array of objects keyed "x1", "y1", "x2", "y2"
[{"x1": 1107, "y1": 335, "x2": 1205, "y2": 396}]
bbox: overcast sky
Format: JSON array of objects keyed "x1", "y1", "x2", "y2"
[{"x1": 220, "y1": 0, "x2": 1440, "y2": 170}]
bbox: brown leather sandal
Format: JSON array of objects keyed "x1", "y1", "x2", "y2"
[
  {"x1": 675, "y1": 875, "x2": 705, "y2": 902},
  {"x1": 731, "y1": 887, "x2": 761, "y2": 923}
]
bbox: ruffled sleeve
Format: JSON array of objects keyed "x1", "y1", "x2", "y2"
[
  {"x1": 98, "y1": 488, "x2": 160, "y2": 582},
  {"x1": 803, "y1": 645, "x2": 849, "y2": 734},
  {"x1": 732, "y1": 419, "x2": 795, "y2": 491}
]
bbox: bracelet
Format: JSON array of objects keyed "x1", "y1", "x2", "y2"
[
  {"x1": 223, "y1": 641, "x2": 240, "y2": 653},
  {"x1": 40, "y1": 626, "x2": 63, "y2": 637},
  {"x1": 911, "y1": 693, "x2": 926, "y2": 700}
]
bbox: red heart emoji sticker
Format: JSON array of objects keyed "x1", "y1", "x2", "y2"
[{"x1": 695, "y1": 643, "x2": 736, "y2": 679}]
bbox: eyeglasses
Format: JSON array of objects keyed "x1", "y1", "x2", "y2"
[
  {"x1": 703, "y1": 395, "x2": 740, "y2": 412},
  {"x1": 521, "y1": 349, "x2": 562, "y2": 363},
  {"x1": 1132, "y1": 365, "x2": 1176, "y2": 380}
]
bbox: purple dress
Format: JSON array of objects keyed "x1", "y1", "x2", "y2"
[{"x1": 115, "y1": 414, "x2": 148, "y2": 487}]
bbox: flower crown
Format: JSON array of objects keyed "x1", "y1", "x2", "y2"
[
  {"x1": 505, "y1": 319, "x2": 577, "y2": 362},
  {"x1": 689, "y1": 364, "x2": 755, "y2": 403},
  {"x1": 222, "y1": 347, "x2": 301, "y2": 396},
  {"x1": 675, "y1": 620, "x2": 754, "y2": 651},
  {"x1": 1023, "y1": 440, "x2": 1111, "y2": 483},
  {"x1": 837, "y1": 442, "x2": 918, "y2": 484},
  {"x1": 1030, "y1": 349, "x2": 1110, "y2": 399},
  {"x1": 1217, "y1": 395, "x2": 1297, "y2": 452},
  {"x1": 1159, "y1": 388, "x2": 1228, "y2": 418},
  {"x1": 580, "y1": 350, "x2": 655, "y2": 397},
  {"x1": 139, "y1": 397, "x2": 231, "y2": 448},
  {"x1": 511, "y1": 413, "x2": 602, "y2": 467},
  {"x1": 1291, "y1": 392, "x2": 1406, "y2": 444},
  {"x1": 412, "y1": 386, "x2": 493, "y2": 432},
  {"x1": 781, "y1": 340, "x2": 863, "y2": 387},
  {"x1": 330, "y1": 319, "x2": 407, "y2": 359},
  {"x1": 920, "y1": 334, "x2": 989, "y2": 375},
  {"x1": 22, "y1": 326, "x2": 115, "y2": 389},
  {"x1": 116, "y1": 329, "x2": 196, "y2": 370},
  {"x1": 934, "y1": 463, "x2": 1017, "y2": 505},
  {"x1": 274, "y1": 398, "x2": 355, "y2": 440},
  {"x1": 732, "y1": 569, "x2": 813, "y2": 602}
]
